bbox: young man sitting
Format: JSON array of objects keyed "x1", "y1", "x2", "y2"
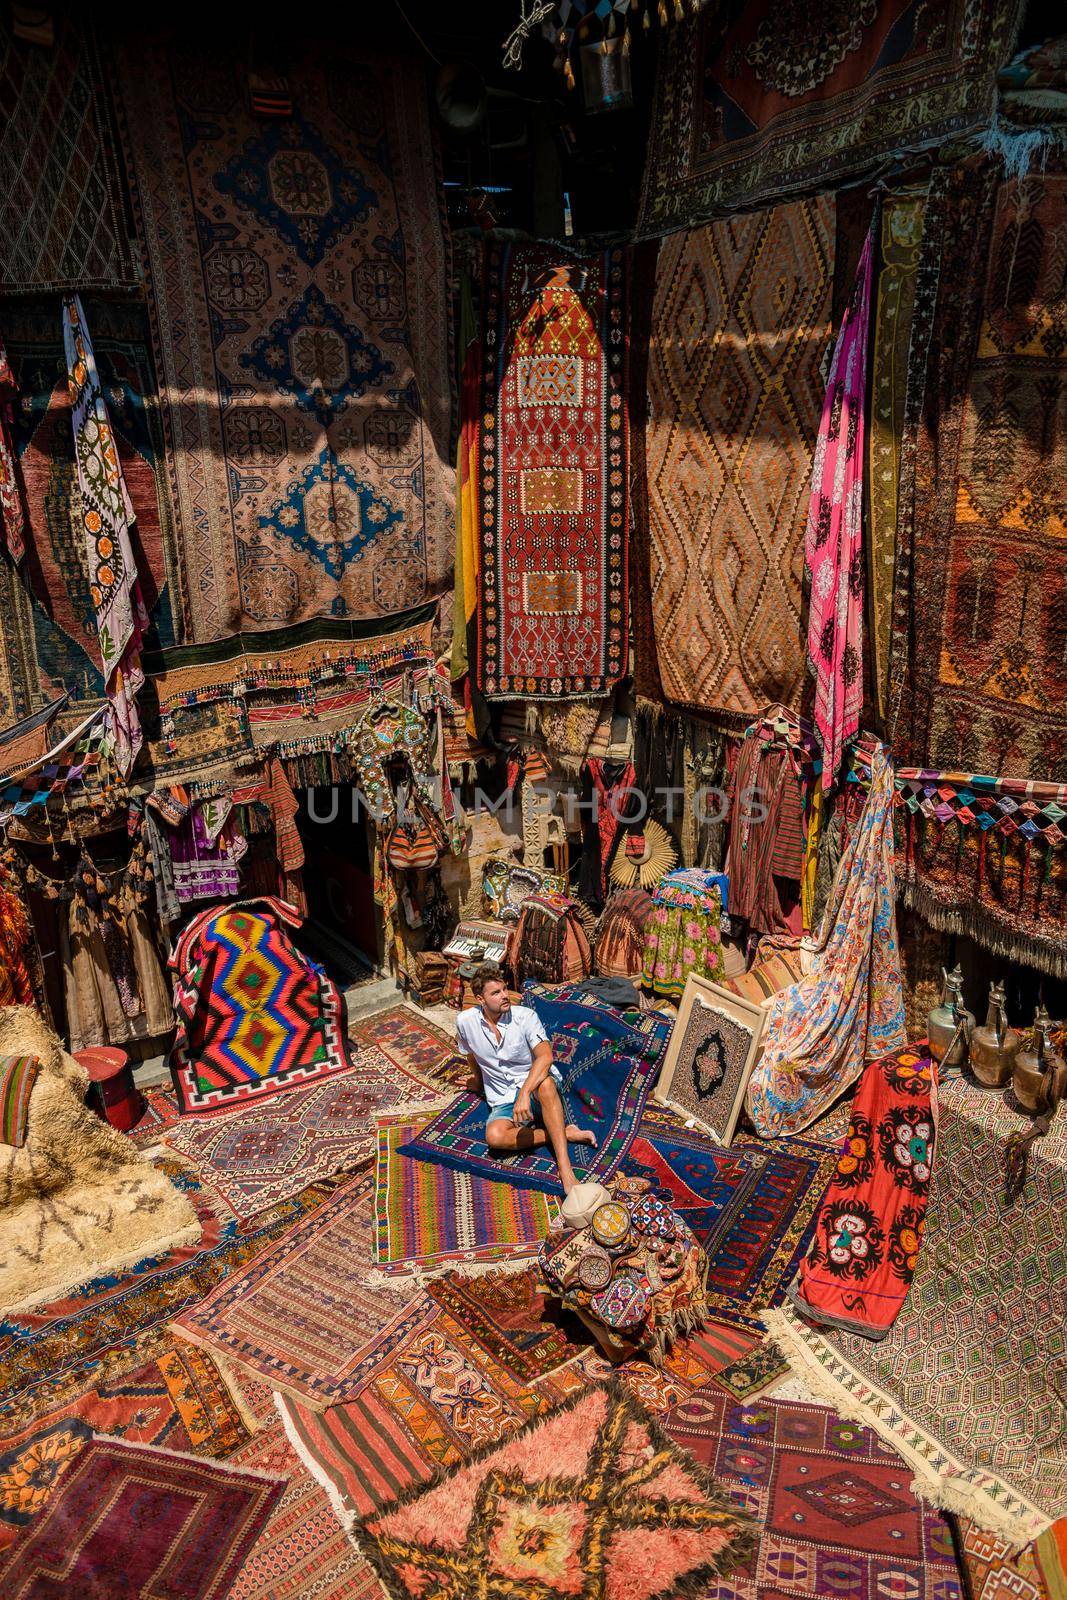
[{"x1": 455, "y1": 962, "x2": 596, "y2": 1194}]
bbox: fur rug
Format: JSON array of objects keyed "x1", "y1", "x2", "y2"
[{"x1": 0, "y1": 1007, "x2": 199, "y2": 1314}]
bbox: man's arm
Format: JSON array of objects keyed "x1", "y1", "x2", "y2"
[
  {"x1": 513, "y1": 1039, "x2": 554, "y2": 1126},
  {"x1": 464, "y1": 1050, "x2": 484, "y2": 1098}
]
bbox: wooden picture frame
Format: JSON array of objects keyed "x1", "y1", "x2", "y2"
[{"x1": 653, "y1": 975, "x2": 766, "y2": 1146}]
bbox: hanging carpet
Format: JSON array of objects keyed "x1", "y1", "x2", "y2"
[
  {"x1": 637, "y1": 0, "x2": 1025, "y2": 232},
  {"x1": 644, "y1": 197, "x2": 834, "y2": 716},
  {"x1": 474, "y1": 243, "x2": 629, "y2": 699},
  {"x1": 115, "y1": 42, "x2": 454, "y2": 640},
  {"x1": 168, "y1": 896, "x2": 356, "y2": 1116}
]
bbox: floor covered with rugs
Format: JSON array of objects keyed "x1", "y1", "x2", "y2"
[{"x1": 0, "y1": 2, "x2": 1065, "y2": 1598}]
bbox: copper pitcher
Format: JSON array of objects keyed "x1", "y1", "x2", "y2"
[
  {"x1": 1011, "y1": 1007, "x2": 1066, "y2": 1115},
  {"x1": 928, "y1": 965, "x2": 974, "y2": 1071},
  {"x1": 970, "y1": 981, "x2": 1022, "y2": 1089}
]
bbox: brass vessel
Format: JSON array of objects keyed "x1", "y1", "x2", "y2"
[
  {"x1": 927, "y1": 965, "x2": 974, "y2": 1071},
  {"x1": 1011, "y1": 1007, "x2": 1066, "y2": 1115},
  {"x1": 969, "y1": 981, "x2": 1022, "y2": 1089}
]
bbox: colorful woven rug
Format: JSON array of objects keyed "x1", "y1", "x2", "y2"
[
  {"x1": 474, "y1": 243, "x2": 629, "y2": 699},
  {"x1": 627, "y1": 1104, "x2": 837, "y2": 1332},
  {"x1": 790, "y1": 1043, "x2": 934, "y2": 1339},
  {"x1": 638, "y1": 0, "x2": 1022, "y2": 229},
  {"x1": 3, "y1": 297, "x2": 182, "y2": 715},
  {"x1": 644, "y1": 196, "x2": 834, "y2": 715},
  {"x1": 0, "y1": 1163, "x2": 340, "y2": 1417},
  {"x1": 890, "y1": 164, "x2": 1067, "y2": 971},
  {"x1": 226, "y1": 1376, "x2": 382, "y2": 1600},
  {"x1": 278, "y1": 1306, "x2": 587, "y2": 1525},
  {"x1": 358, "y1": 1385, "x2": 756, "y2": 1598},
  {"x1": 714, "y1": 1338, "x2": 792, "y2": 1402},
  {"x1": 352, "y1": 1003, "x2": 465, "y2": 1084},
  {"x1": 0, "y1": 1052, "x2": 37, "y2": 1146},
  {"x1": 0, "y1": 13, "x2": 137, "y2": 292},
  {"x1": 399, "y1": 990, "x2": 668, "y2": 1194},
  {"x1": 425, "y1": 1267, "x2": 587, "y2": 1386},
  {"x1": 664, "y1": 1383, "x2": 964, "y2": 1600},
  {"x1": 174, "y1": 1173, "x2": 432, "y2": 1405},
  {"x1": 0, "y1": 1436, "x2": 284, "y2": 1600},
  {"x1": 169, "y1": 897, "x2": 356, "y2": 1116},
  {"x1": 0, "y1": 1339, "x2": 252, "y2": 1551},
  {"x1": 162, "y1": 1047, "x2": 443, "y2": 1219},
  {"x1": 954, "y1": 1516, "x2": 1056, "y2": 1600},
  {"x1": 375, "y1": 1112, "x2": 559, "y2": 1272},
  {"x1": 116, "y1": 42, "x2": 453, "y2": 639},
  {"x1": 767, "y1": 1076, "x2": 1067, "y2": 1543}
]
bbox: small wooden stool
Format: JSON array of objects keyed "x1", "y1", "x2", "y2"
[{"x1": 75, "y1": 1047, "x2": 144, "y2": 1133}]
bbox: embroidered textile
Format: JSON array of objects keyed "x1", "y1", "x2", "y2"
[
  {"x1": 0, "y1": 13, "x2": 137, "y2": 291},
  {"x1": 0, "y1": 1436, "x2": 283, "y2": 1600},
  {"x1": 642, "y1": 876, "x2": 725, "y2": 999},
  {"x1": 168, "y1": 803, "x2": 243, "y2": 904},
  {"x1": 168, "y1": 897, "x2": 356, "y2": 1115},
  {"x1": 277, "y1": 1310, "x2": 586, "y2": 1526},
  {"x1": 399, "y1": 988, "x2": 668, "y2": 1194},
  {"x1": 791, "y1": 1044, "x2": 934, "y2": 1339},
  {"x1": 0, "y1": 1053, "x2": 38, "y2": 1147},
  {"x1": 645, "y1": 198, "x2": 834, "y2": 714},
  {"x1": 638, "y1": 0, "x2": 1024, "y2": 230},
  {"x1": 173, "y1": 1173, "x2": 432, "y2": 1405},
  {"x1": 161, "y1": 1049, "x2": 442, "y2": 1219},
  {"x1": 747, "y1": 746, "x2": 906, "y2": 1137},
  {"x1": 0, "y1": 335, "x2": 24, "y2": 566},
  {"x1": 358, "y1": 1385, "x2": 756, "y2": 1598},
  {"x1": 375, "y1": 1112, "x2": 559, "y2": 1272},
  {"x1": 714, "y1": 1338, "x2": 791, "y2": 1401},
  {"x1": 767, "y1": 1076, "x2": 1067, "y2": 1541},
  {"x1": 475, "y1": 244, "x2": 629, "y2": 699},
  {"x1": 116, "y1": 44, "x2": 453, "y2": 639},
  {"x1": 805, "y1": 228, "x2": 874, "y2": 789},
  {"x1": 63, "y1": 296, "x2": 148, "y2": 776},
  {"x1": 664, "y1": 1384, "x2": 965, "y2": 1600},
  {"x1": 627, "y1": 1105, "x2": 838, "y2": 1331},
  {"x1": 868, "y1": 188, "x2": 927, "y2": 721}
]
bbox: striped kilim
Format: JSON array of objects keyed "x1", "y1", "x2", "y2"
[
  {"x1": 169, "y1": 897, "x2": 356, "y2": 1116},
  {"x1": 0, "y1": 1052, "x2": 38, "y2": 1146}
]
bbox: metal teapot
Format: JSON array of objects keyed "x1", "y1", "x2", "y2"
[
  {"x1": 970, "y1": 980, "x2": 1022, "y2": 1089},
  {"x1": 928, "y1": 965, "x2": 974, "y2": 1071},
  {"x1": 1012, "y1": 1006, "x2": 1067, "y2": 1115}
]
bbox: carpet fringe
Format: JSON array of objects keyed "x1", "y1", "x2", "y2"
[
  {"x1": 898, "y1": 877, "x2": 1067, "y2": 980},
  {"x1": 274, "y1": 1392, "x2": 358, "y2": 1535},
  {"x1": 365, "y1": 1252, "x2": 540, "y2": 1287},
  {"x1": 762, "y1": 1307, "x2": 1051, "y2": 1548}
]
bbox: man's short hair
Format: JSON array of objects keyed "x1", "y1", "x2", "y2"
[{"x1": 470, "y1": 960, "x2": 504, "y2": 996}]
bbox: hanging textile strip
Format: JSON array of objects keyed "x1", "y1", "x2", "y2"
[
  {"x1": 587, "y1": 760, "x2": 635, "y2": 897},
  {"x1": 451, "y1": 272, "x2": 480, "y2": 684},
  {"x1": 791, "y1": 1043, "x2": 935, "y2": 1340},
  {"x1": 475, "y1": 243, "x2": 629, "y2": 699},
  {"x1": 145, "y1": 604, "x2": 437, "y2": 720},
  {"x1": 0, "y1": 333, "x2": 25, "y2": 565},
  {"x1": 62, "y1": 297, "x2": 147, "y2": 778},
  {"x1": 0, "y1": 707, "x2": 109, "y2": 820},
  {"x1": 805, "y1": 228, "x2": 874, "y2": 790},
  {"x1": 746, "y1": 745, "x2": 906, "y2": 1138}
]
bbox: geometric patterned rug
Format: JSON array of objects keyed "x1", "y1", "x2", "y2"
[
  {"x1": 0, "y1": 1436, "x2": 285, "y2": 1600},
  {"x1": 424, "y1": 1267, "x2": 587, "y2": 1387},
  {"x1": 351, "y1": 1005, "x2": 465, "y2": 1086},
  {"x1": 173, "y1": 1173, "x2": 432, "y2": 1406},
  {"x1": 664, "y1": 1383, "x2": 965, "y2": 1600},
  {"x1": 162, "y1": 1048, "x2": 445, "y2": 1219},
  {"x1": 0, "y1": 1339, "x2": 252, "y2": 1550},
  {"x1": 358, "y1": 1385, "x2": 757, "y2": 1598}
]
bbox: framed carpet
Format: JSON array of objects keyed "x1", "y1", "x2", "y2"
[
  {"x1": 357, "y1": 1384, "x2": 756, "y2": 1599},
  {"x1": 375, "y1": 1112, "x2": 559, "y2": 1273},
  {"x1": 664, "y1": 1383, "x2": 964, "y2": 1600},
  {"x1": 0, "y1": 1436, "x2": 284, "y2": 1600},
  {"x1": 398, "y1": 990, "x2": 669, "y2": 1194},
  {"x1": 654, "y1": 976, "x2": 766, "y2": 1145},
  {"x1": 161, "y1": 1047, "x2": 445, "y2": 1219},
  {"x1": 173, "y1": 1173, "x2": 434, "y2": 1406},
  {"x1": 474, "y1": 242, "x2": 629, "y2": 699},
  {"x1": 638, "y1": 0, "x2": 1023, "y2": 230},
  {"x1": 643, "y1": 196, "x2": 835, "y2": 716},
  {"x1": 116, "y1": 41, "x2": 454, "y2": 639},
  {"x1": 277, "y1": 1306, "x2": 588, "y2": 1524},
  {"x1": 627, "y1": 1104, "x2": 837, "y2": 1331}
]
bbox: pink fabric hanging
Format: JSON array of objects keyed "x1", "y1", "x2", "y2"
[
  {"x1": 0, "y1": 332, "x2": 26, "y2": 565},
  {"x1": 805, "y1": 228, "x2": 874, "y2": 791}
]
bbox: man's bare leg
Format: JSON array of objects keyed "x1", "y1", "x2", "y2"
[{"x1": 486, "y1": 1081, "x2": 595, "y2": 1194}]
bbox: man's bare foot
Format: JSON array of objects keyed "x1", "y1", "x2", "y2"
[{"x1": 565, "y1": 1124, "x2": 597, "y2": 1148}]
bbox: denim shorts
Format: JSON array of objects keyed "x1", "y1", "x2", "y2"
[{"x1": 486, "y1": 1090, "x2": 545, "y2": 1129}]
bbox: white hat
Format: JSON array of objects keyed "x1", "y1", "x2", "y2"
[{"x1": 560, "y1": 1181, "x2": 612, "y2": 1230}]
